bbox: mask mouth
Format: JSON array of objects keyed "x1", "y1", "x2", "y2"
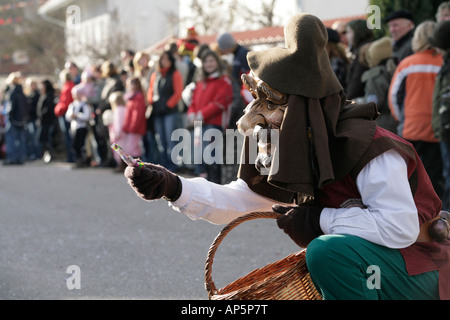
[
  {"x1": 253, "y1": 125, "x2": 274, "y2": 172},
  {"x1": 252, "y1": 123, "x2": 268, "y2": 141}
]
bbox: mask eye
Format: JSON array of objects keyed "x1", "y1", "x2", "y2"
[{"x1": 267, "y1": 103, "x2": 277, "y2": 110}]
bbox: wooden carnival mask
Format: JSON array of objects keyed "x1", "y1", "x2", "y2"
[
  {"x1": 237, "y1": 73, "x2": 288, "y2": 134},
  {"x1": 237, "y1": 73, "x2": 288, "y2": 172}
]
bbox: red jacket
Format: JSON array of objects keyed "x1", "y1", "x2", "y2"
[
  {"x1": 122, "y1": 91, "x2": 146, "y2": 136},
  {"x1": 55, "y1": 81, "x2": 74, "y2": 117},
  {"x1": 188, "y1": 74, "x2": 233, "y2": 128}
]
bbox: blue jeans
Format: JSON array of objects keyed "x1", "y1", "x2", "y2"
[
  {"x1": 58, "y1": 117, "x2": 74, "y2": 162},
  {"x1": 142, "y1": 130, "x2": 160, "y2": 164},
  {"x1": 26, "y1": 120, "x2": 41, "y2": 160},
  {"x1": 5, "y1": 123, "x2": 27, "y2": 163},
  {"x1": 153, "y1": 113, "x2": 181, "y2": 172},
  {"x1": 195, "y1": 124, "x2": 223, "y2": 183},
  {"x1": 440, "y1": 141, "x2": 450, "y2": 210}
]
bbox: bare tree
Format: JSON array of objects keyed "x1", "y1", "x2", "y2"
[
  {"x1": 180, "y1": 0, "x2": 280, "y2": 36},
  {"x1": 230, "y1": 0, "x2": 279, "y2": 28},
  {"x1": 66, "y1": 28, "x2": 134, "y2": 67},
  {"x1": 0, "y1": 4, "x2": 65, "y2": 76}
]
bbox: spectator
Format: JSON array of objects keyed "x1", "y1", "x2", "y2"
[
  {"x1": 97, "y1": 60, "x2": 125, "y2": 167},
  {"x1": 133, "y1": 52, "x2": 152, "y2": 90},
  {"x1": 389, "y1": 21, "x2": 444, "y2": 197},
  {"x1": 216, "y1": 32, "x2": 251, "y2": 131},
  {"x1": 216, "y1": 32, "x2": 250, "y2": 85},
  {"x1": 120, "y1": 49, "x2": 135, "y2": 76},
  {"x1": 436, "y1": 1, "x2": 450, "y2": 22},
  {"x1": 385, "y1": 10, "x2": 415, "y2": 63},
  {"x1": 332, "y1": 20, "x2": 349, "y2": 47},
  {"x1": 121, "y1": 76, "x2": 147, "y2": 172},
  {"x1": 65, "y1": 85, "x2": 91, "y2": 168},
  {"x1": 430, "y1": 20, "x2": 450, "y2": 209},
  {"x1": 107, "y1": 91, "x2": 127, "y2": 172},
  {"x1": 359, "y1": 37, "x2": 397, "y2": 133},
  {"x1": 326, "y1": 27, "x2": 348, "y2": 90},
  {"x1": 65, "y1": 61, "x2": 81, "y2": 85},
  {"x1": 186, "y1": 50, "x2": 233, "y2": 183},
  {"x1": 36, "y1": 79, "x2": 57, "y2": 163},
  {"x1": 345, "y1": 19, "x2": 374, "y2": 100},
  {"x1": 85, "y1": 64, "x2": 104, "y2": 166},
  {"x1": 24, "y1": 77, "x2": 41, "y2": 160},
  {"x1": 55, "y1": 69, "x2": 75, "y2": 162},
  {"x1": 166, "y1": 41, "x2": 190, "y2": 112},
  {"x1": 147, "y1": 50, "x2": 184, "y2": 172},
  {"x1": 3, "y1": 72, "x2": 28, "y2": 165},
  {"x1": 177, "y1": 26, "x2": 200, "y2": 63}
]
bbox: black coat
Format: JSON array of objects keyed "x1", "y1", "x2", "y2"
[
  {"x1": 37, "y1": 93, "x2": 56, "y2": 126},
  {"x1": 8, "y1": 84, "x2": 29, "y2": 127}
]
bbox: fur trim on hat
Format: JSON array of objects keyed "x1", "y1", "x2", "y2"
[{"x1": 366, "y1": 37, "x2": 393, "y2": 68}]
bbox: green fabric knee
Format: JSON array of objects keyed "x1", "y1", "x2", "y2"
[{"x1": 305, "y1": 234, "x2": 439, "y2": 300}]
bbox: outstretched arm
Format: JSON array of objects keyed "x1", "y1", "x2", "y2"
[{"x1": 170, "y1": 178, "x2": 285, "y2": 225}]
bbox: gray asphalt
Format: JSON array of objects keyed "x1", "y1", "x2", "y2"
[{"x1": 0, "y1": 160, "x2": 299, "y2": 300}]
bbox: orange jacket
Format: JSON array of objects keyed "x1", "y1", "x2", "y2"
[{"x1": 388, "y1": 49, "x2": 443, "y2": 142}]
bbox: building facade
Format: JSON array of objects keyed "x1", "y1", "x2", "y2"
[{"x1": 39, "y1": 0, "x2": 179, "y2": 67}]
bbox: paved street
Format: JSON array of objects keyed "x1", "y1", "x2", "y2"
[{"x1": 0, "y1": 161, "x2": 299, "y2": 300}]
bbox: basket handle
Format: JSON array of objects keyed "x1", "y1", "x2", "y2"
[{"x1": 204, "y1": 211, "x2": 283, "y2": 299}]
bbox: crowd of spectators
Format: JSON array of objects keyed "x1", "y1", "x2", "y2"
[{"x1": 1, "y1": 4, "x2": 450, "y2": 207}]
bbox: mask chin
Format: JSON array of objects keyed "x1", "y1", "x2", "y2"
[
  {"x1": 255, "y1": 152, "x2": 272, "y2": 172},
  {"x1": 254, "y1": 126, "x2": 273, "y2": 172}
]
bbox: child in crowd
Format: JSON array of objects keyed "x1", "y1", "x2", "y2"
[
  {"x1": 120, "y1": 77, "x2": 146, "y2": 171},
  {"x1": 65, "y1": 85, "x2": 91, "y2": 168},
  {"x1": 186, "y1": 50, "x2": 233, "y2": 183},
  {"x1": 107, "y1": 91, "x2": 127, "y2": 171}
]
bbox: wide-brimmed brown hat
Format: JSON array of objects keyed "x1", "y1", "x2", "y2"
[{"x1": 247, "y1": 13, "x2": 343, "y2": 99}]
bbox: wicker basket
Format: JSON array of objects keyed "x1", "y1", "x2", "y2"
[{"x1": 204, "y1": 211, "x2": 322, "y2": 300}]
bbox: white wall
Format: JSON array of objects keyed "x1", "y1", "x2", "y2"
[
  {"x1": 63, "y1": 0, "x2": 179, "y2": 66},
  {"x1": 298, "y1": 0, "x2": 369, "y2": 20},
  {"x1": 107, "y1": 0, "x2": 179, "y2": 51}
]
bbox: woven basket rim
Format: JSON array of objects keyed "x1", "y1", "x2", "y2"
[{"x1": 204, "y1": 211, "x2": 322, "y2": 300}]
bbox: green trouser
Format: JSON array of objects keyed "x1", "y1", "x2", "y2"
[{"x1": 305, "y1": 234, "x2": 440, "y2": 300}]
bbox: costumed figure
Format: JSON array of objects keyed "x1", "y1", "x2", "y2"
[
  {"x1": 177, "y1": 27, "x2": 200, "y2": 62},
  {"x1": 123, "y1": 14, "x2": 449, "y2": 300}
]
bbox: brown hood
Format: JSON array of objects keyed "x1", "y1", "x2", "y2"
[{"x1": 238, "y1": 93, "x2": 379, "y2": 203}]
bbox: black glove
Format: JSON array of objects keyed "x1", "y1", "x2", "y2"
[
  {"x1": 125, "y1": 163, "x2": 182, "y2": 202},
  {"x1": 273, "y1": 204, "x2": 324, "y2": 248},
  {"x1": 430, "y1": 211, "x2": 450, "y2": 242}
]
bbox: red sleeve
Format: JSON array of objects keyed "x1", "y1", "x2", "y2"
[
  {"x1": 123, "y1": 93, "x2": 146, "y2": 135},
  {"x1": 54, "y1": 82, "x2": 75, "y2": 117},
  {"x1": 147, "y1": 73, "x2": 156, "y2": 105},
  {"x1": 166, "y1": 70, "x2": 183, "y2": 108}
]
